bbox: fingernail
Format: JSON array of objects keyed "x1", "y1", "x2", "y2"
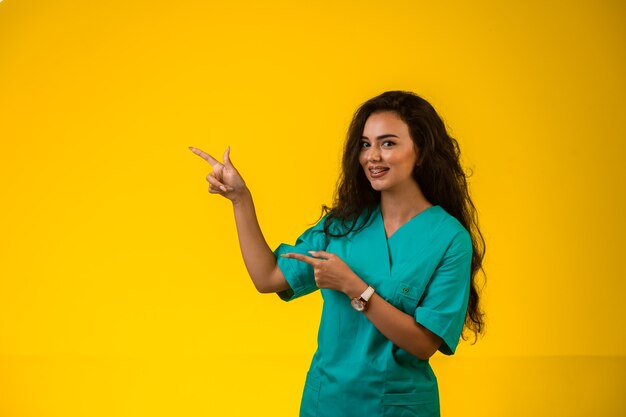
[
  {"x1": 308, "y1": 251, "x2": 317, "y2": 255},
  {"x1": 220, "y1": 185, "x2": 227, "y2": 192},
  {"x1": 280, "y1": 254, "x2": 288, "y2": 258}
]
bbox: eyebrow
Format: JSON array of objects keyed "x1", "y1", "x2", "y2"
[{"x1": 361, "y1": 134, "x2": 399, "y2": 140}]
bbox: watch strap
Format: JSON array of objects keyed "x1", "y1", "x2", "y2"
[{"x1": 360, "y1": 285, "x2": 375, "y2": 302}]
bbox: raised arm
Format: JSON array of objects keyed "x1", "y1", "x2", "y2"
[
  {"x1": 229, "y1": 189, "x2": 291, "y2": 293},
  {"x1": 189, "y1": 146, "x2": 290, "y2": 294}
]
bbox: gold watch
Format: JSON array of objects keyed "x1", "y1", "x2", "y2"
[{"x1": 351, "y1": 286, "x2": 375, "y2": 312}]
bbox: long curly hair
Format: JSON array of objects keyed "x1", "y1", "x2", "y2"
[{"x1": 322, "y1": 90, "x2": 486, "y2": 341}]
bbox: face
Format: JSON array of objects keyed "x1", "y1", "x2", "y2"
[{"x1": 359, "y1": 111, "x2": 419, "y2": 193}]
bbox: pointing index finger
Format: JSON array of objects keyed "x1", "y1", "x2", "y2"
[
  {"x1": 189, "y1": 146, "x2": 223, "y2": 168},
  {"x1": 280, "y1": 252, "x2": 318, "y2": 266}
]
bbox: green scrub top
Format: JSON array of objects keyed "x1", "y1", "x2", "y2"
[{"x1": 273, "y1": 204, "x2": 472, "y2": 417}]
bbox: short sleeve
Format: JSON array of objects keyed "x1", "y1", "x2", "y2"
[
  {"x1": 273, "y1": 216, "x2": 329, "y2": 302},
  {"x1": 414, "y1": 229, "x2": 472, "y2": 355}
]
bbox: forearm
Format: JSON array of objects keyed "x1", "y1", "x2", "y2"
[
  {"x1": 345, "y1": 280, "x2": 442, "y2": 360},
  {"x1": 365, "y1": 294, "x2": 442, "y2": 360},
  {"x1": 231, "y1": 189, "x2": 288, "y2": 293}
]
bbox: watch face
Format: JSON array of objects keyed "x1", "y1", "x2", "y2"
[{"x1": 351, "y1": 298, "x2": 365, "y2": 312}]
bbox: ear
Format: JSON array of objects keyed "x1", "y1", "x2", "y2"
[{"x1": 415, "y1": 148, "x2": 424, "y2": 167}]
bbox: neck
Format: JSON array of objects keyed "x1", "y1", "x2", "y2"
[{"x1": 380, "y1": 181, "x2": 432, "y2": 222}]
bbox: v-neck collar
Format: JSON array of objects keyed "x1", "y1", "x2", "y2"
[
  {"x1": 345, "y1": 204, "x2": 441, "y2": 286},
  {"x1": 377, "y1": 204, "x2": 440, "y2": 240}
]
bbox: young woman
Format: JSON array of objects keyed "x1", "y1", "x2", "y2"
[{"x1": 190, "y1": 90, "x2": 485, "y2": 417}]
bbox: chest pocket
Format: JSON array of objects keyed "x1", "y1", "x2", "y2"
[{"x1": 393, "y1": 282, "x2": 424, "y2": 315}]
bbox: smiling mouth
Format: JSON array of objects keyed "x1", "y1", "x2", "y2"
[{"x1": 369, "y1": 167, "x2": 389, "y2": 177}]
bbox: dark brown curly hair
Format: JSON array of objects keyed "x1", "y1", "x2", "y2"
[{"x1": 322, "y1": 90, "x2": 486, "y2": 342}]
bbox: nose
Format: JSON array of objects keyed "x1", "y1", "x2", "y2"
[{"x1": 367, "y1": 146, "x2": 382, "y2": 162}]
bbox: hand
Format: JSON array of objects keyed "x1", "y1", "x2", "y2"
[
  {"x1": 281, "y1": 250, "x2": 366, "y2": 296},
  {"x1": 189, "y1": 146, "x2": 247, "y2": 202}
]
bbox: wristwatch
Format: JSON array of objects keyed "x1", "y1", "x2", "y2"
[{"x1": 351, "y1": 286, "x2": 375, "y2": 312}]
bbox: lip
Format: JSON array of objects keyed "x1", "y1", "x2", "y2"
[{"x1": 368, "y1": 166, "x2": 389, "y2": 178}]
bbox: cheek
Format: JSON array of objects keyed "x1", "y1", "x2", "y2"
[
  {"x1": 397, "y1": 148, "x2": 418, "y2": 167},
  {"x1": 405, "y1": 154, "x2": 418, "y2": 167},
  {"x1": 358, "y1": 152, "x2": 367, "y2": 168}
]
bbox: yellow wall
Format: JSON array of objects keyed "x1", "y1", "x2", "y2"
[{"x1": 1, "y1": 0, "x2": 624, "y2": 415}]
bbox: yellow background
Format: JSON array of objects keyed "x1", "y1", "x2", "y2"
[{"x1": 1, "y1": 0, "x2": 625, "y2": 415}]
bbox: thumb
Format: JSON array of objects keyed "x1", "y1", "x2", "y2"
[{"x1": 223, "y1": 146, "x2": 234, "y2": 168}]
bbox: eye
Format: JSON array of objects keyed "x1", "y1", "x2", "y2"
[
  {"x1": 382, "y1": 140, "x2": 395, "y2": 147},
  {"x1": 360, "y1": 141, "x2": 371, "y2": 148}
]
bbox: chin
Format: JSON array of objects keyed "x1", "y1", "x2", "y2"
[{"x1": 368, "y1": 181, "x2": 388, "y2": 192}]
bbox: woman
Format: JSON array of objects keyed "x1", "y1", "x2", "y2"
[{"x1": 190, "y1": 90, "x2": 485, "y2": 417}]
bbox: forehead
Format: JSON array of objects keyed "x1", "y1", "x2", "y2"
[{"x1": 362, "y1": 111, "x2": 409, "y2": 136}]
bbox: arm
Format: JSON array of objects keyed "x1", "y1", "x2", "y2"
[
  {"x1": 281, "y1": 251, "x2": 443, "y2": 361},
  {"x1": 363, "y1": 231, "x2": 473, "y2": 359},
  {"x1": 231, "y1": 189, "x2": 290, "y2": 293},
  {"x1": 350, "y1": 284, "x2": 443, "y2": 361},
  {"x1": 189, "y1": 146, "x2": 289, "y2": 294}
]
